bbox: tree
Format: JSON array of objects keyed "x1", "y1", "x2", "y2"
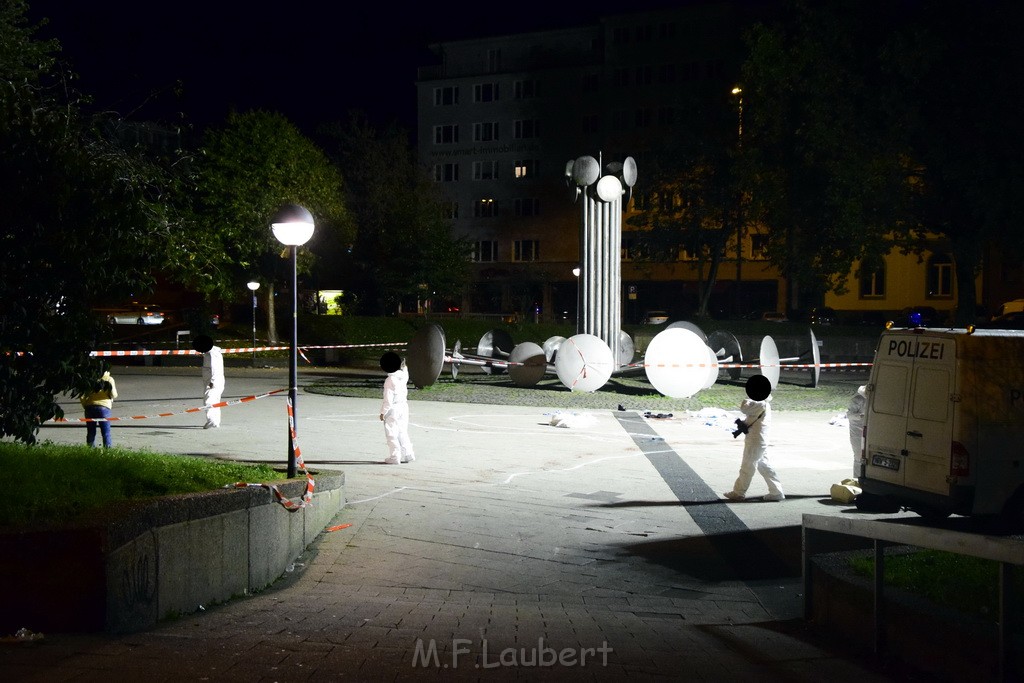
[
  {"x1": 740, "y1": 0, "x2": 909, "y2": 313},
  {"x1": 627, "y1": 92, "x2": 745, "y2": 319},
  {"x1": 0, "y1": 1, "x2": 202, "y2": 442},
  {"x1": 319, "y1": 114, "x2": 470, "y2": 315},
  {"x1": 742, "y1": 0, "x2": 1024, "y2": 321},
  {"x1": 196, "y1": 110, "x2": 351, "y2": 341}
]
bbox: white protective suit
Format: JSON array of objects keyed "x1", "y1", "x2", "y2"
[
  {"x1": 380, "y1": 363, "x2": 415, "y2": 464},
  {"x1": 728, "y1": 395, "x2": 784, "y2": 500},
  {"x1": 847, "y1": 385, "x2": 867, "y2": 477},
  {"x1": 203, "y1": 345, "x2": 225, "y2": 428}
]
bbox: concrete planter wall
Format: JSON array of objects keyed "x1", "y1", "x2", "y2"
[{"x1": 0, "y1": 473, "x2": 345, "y2": 635}]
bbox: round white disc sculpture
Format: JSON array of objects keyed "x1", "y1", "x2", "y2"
[
  {"x1": 758, "y1": 335, "x2": 781, "y2": 389},
  {"x1": 554, "y1": 334, "x2": 615, "y2": 392},
  {"x1": 644, "y1": 327, "x2": 715, "y2": 398}
]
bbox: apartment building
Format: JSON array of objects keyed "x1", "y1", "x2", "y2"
[{"x1": 416, "y1": 2, "x2": 785, "y2": 322}]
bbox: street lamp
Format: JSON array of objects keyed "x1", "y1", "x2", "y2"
[
  {"x1": 246, "y1": 281, "x2": 260, "y2": 368},
  {"x1": 731, "y1": 86, "x2": 744, "y2": 317},
  {"x1": 271, "y1": 203, "x2": 315, "y2": 478}
]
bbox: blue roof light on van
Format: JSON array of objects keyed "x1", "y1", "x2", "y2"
[{"x1": 909, "y1": 311, "x2": 924, "y2": 326}]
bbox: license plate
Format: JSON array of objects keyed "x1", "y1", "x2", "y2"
[{"x1": 871, "y1": 454, "x2": 901, "y2": 471}]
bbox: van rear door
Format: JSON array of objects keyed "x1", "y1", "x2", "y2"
[{"x1": 865, "y1": 333, "x2": 955, "y2": 494}]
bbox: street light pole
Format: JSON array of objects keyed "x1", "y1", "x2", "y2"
[
  {"x1": 271, "y1": 204, "x2": 315, "y2": 478},
  {"x1": 731, "y1": 86, "x2": 744, "y2": 317},
  {"x1": 247, "y1": 281, "x2": 260, "y2": 367}
]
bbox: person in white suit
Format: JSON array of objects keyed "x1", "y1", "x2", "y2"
[
  {"x1": 379, "y1": 351, "x2": 415, "y2": 464},
  {"x1": 193, "y1": 335, "x2": 224, "y2": 429},
  {"x1": 723, "y1": 374, "x2": 784, "y2": 502}
]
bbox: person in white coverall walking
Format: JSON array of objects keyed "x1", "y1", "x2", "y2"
[
  {"x1": 193, "y1": 335, "x2": 225, "y2": 429},
  {"x1": 723, "y1": 374, "x2": 785, "y2": 502},
  {"x1": 847, "y1": 385, "x2": 867, "y2": 478},
  {"x1": 379, "y1": 351, "x2": 415, "y2": 464}
]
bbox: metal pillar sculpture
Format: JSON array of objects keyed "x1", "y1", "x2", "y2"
[{"x1": 565, "y1": 154, "x2": 637, "y2": 368}]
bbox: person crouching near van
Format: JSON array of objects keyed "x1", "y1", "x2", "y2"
[
  {"x1": 723, "y1": 374, "x2": 785, "y2": 502},
  {"x1": 379, "y1": 351, "x2": 415, "y2": 465},
  {"x1": 81, "y1": 370, "x2": 118, "y2": 448}
]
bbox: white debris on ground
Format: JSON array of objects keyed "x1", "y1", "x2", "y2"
[
  {"x1": 688, "y1": 407, "x2": 739, "y2": 433},
  {"x1": 829, "y1": 412, "x2": 850, "y2": 428},
  {"x1": 548, "y1": 411, "x2": 599, "y2": 429}
]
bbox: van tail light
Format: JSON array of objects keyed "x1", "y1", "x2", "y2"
[{"x1": 950, "y1": 441, "x2": 970, "y2": 477}]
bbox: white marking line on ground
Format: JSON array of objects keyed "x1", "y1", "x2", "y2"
[
  {"x1": 501, "y1": 453, "x2": 644, "y2": 484},
  {"x1": 346, "y1": 486, "x2": 410, "y2": 505}
]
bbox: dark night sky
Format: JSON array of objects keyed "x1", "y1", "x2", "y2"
[{"x1": 25, "y1": 0, "x2": 685, "y2": 136}]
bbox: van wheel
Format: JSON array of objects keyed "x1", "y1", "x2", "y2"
[
  {"x1": 855, "y1": 492, "x2": 900, "y2": 513},
  {"x1": 911, "y1": 506, "x2": 951, "y2": 522}
]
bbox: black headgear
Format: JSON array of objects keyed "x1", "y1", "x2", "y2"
[
  {"x1": 192, "y1": 335, "x2": 214, "y2": 353},
  {"x1": 745, "y1": 374, "x2": 771, "y2": 401},
  {"x1": 380, "y1": 351, "x2": 401, "y2": 373}
]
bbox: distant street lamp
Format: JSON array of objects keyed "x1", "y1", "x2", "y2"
[
  {"x1": 246, "y1": 281, "x2": 260, "y2": 368},
  {"x1": 271, "y1": 203, "x2": 315, "y2": 478}
]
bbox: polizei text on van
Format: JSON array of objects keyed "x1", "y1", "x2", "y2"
[{"x1": 884, "y1": 338, "x2": 946, "y2": 360}]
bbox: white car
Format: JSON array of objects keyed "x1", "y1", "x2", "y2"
[
  {"x1": 642, "y1": 310, "x2": 670, "y2": 325},
  {"x1": 107, "y1": 305, "x2": 166, "y2": 326}
]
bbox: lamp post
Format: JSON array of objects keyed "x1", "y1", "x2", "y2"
[
  {"x1": 271, "y1": 204, "x2": 315, "y2": 478},
  {"x1": 731, "y1": 86, "x2": 744, "y2": 318},
  {"x1": 246, "y1": 281, "x2": 260, "y2": 368}
]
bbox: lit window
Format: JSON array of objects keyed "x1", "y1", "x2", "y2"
[{"x1": 514, "y1": 159, "x2": 539, "y2": 178}]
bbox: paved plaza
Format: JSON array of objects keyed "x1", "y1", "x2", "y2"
[{"x1": 2, "y1": 365, "x2": 918, "y2": 681}]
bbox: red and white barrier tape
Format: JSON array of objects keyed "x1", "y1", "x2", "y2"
[
  {"x1": 89, "y1": 341, "x2": 407, "y2": 358},
  {"x1": 53, "y1": 388, "x2": 289, "y2": 423},
  {"x1": 229, "y1": 397, "x2": 314, "y2": 512}
]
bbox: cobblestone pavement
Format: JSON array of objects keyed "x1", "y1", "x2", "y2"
[{"x1": 3, "y1": 365, "x2": 922, "y2": 682}]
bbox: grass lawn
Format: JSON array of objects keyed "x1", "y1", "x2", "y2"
[{"x1": 0, "y1": 442, "x2": 286, "y2": 530}]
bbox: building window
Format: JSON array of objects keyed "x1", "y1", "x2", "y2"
[
  {"x1": 472, "y1": 121, "x2": 499, "y2": 142},
  {"x1": 433, "y1": 124, "x2": 458, "y2": 144},
  {"x1": 927, "y1": 253, "x2": 953, "y2": 298},
  {"x1": 621, "y1": 236, "x2": 635, "y2": 261},
  {"x1": 612, "y1": 26, "x2": 630, "y2": 45},
  {"x1": 658, "y1": 63, "x2": 676, "y2": 84},
  {"x1": 474, "y1": 82, "x2": 500, "y2": 103},
  {"x1": 434, "y1": 86, "x2": 459, "y2": 106},
  {"x1": 635, "y1": 24, "x2": 653, "y2": 42},
  {"x1": 681, "y1": 61, "x2": 699, "y2": 81},
  {"x1": 514, "y1": 239, "x2": 540, "y2": 262},
  {"x1": 488, "y1": 48, "x2": 501, "y2": 72},
  {"x1": 474, "y1": 240, "x2": 498, "y2": 262},
  {"x1": 659, "y1": 22, "x2": 677, "y2": 39},
  {"x1": 514, "y1": 119, "x2": 540, "y2": 139},
  {"x1": 514, "y1": 79, "x2": 539, "y2": 99},
  {"x1": 442, "y1": 201, "x2": 459, "y2": 220},
  {"x1": 634, "y1": 65, "x2": 653, "y2": 85},
  {"x1": 514, "y1": 159, "x2": 539, "y2": 178},
  {"x1": 474, "y1": 198, "x2": 498, "y2": 218},
  {"x1": 633, "y1": 192, "x2": 651, "y2": 211},
  {"x1": 658, "y1": 191, "x2": 675, "y2": 212},
  {"x1": 750, "y1": 234, "x2": 769, "y2": 260},
  {"x1": 859, "y1": 256, "x2": 886, "y2": 298},
  {"x1": 472, "y1": 161, "x2": 499, "y2": 180},
  {"x1": 514, "y1": 198, "x2": 540, "y2": 216},
  {"x1": 433, "y1": 163, "x2": 459, "y2": 182}
]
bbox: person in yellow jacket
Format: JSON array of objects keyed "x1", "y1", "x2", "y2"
[{"x1": 80, "y1": 370, "x2": 118, "y2": 447}]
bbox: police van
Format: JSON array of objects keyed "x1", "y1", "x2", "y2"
[{"x1": 857, "y1": 327, "x2": 1024, "y2": 522}]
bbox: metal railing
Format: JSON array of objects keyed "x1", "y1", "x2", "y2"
[{"x1": 802, "y1": 513, "x2": 1024, "y2": 681}]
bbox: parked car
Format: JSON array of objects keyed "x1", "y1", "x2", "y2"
[
  {"x1": 978, "y1": 311, "x2": 1024, "y2": 330},
  {"x1": 642, "y1": 310, "x2": 670, "y2": 325},
  {"x1": 106, "y1": 304, "x2": 166, "y2": 326}
]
